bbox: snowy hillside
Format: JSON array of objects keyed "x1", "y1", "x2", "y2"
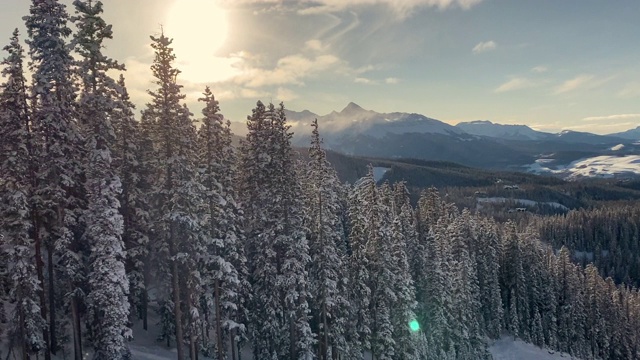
[
  {"x1": 527, "y1": 155, "x2": 640, "y2": 179},
  {"x1": 489, "y1": 337, "x2": 578, "y2": 360}
]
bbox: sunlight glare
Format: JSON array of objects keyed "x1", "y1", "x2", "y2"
[{"x1": 165, "y1": 0, "x2": 237, "y2": 83}]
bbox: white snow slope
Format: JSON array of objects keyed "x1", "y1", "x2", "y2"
[
  {"x1": 527, "y1": 155, "x2": 640, "y2": 179},
  {"x1": 489, "y1": 336, "x2": 578, "y2": 360}
]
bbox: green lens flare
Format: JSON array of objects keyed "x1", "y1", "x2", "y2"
[{"x1": 409, "y1": 319, "x2": 420, "y2": 332}]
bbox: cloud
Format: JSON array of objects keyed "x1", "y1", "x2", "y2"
[
  {"x1": 562, "y1": 122, "x2": 635, "y2": 134},
  {"x1": 232, "y1": 53, "x2": 345, "y2": 88},
  {"x1": 495, "y1": 77, "x2": 535, "y2": 93},
  {"x1": 276, "y1": 87, "x2": 299, "y2": 101},
  {"x1": 385, "y1": 77, "x2": 400, "y2": 84},
  {"x1": 582, "y1": 114, "x2": 640, "y2": 122},
  {"x1": 355, "y1": 77, "x2": 375, "y2": 84},
  {"x1": 305, "y1": 39, "x2": 328, "y2": 52},
  {"x1": 226, "y1": 0, "x2": 483, "y2": 18},
  {"x1": 618, "y1": 81, "x2": 640, "y2": 98},
  {"x1": 554, "y1": 74, "x2": 616, "y2": 94},
  {"x1": 531, "y1": 66, "x2": 548, "y2": 73},
  {"x1": 472, "y1": 40, "x2": 496, "y2": 54}
]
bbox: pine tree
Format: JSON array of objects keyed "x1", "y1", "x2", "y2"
[
  {"x1": 387, "y1": 184, "x2": 419, "y2": 360},
  {"x1": 239, "y1": 101, "x2": 315, "y2": 360},
  {"x1": 500, "y1": 222, "x2": 526, "y2": 339},
  {"x1": 302, "y1": 119, "x2": 350, "y2": 359},
  {"x1": 72, "y1": 1, "x2": 130, "y2": 358},
  {"x1": 474, "y1": 218, "x2": 503, "y2": 339},
  {"x1": 24, "y1": 0, "x2": 85, "y2": 355},
  {"x1": 0, "y1": 28, "x2": 47, "y2": 359},
  {"x1": 344, "y1": 174, "x2": 373, "y2": 359},
  {"x1": 143, "y1": 32, "x2": 202, "y2": 360},
  {"x1": 112, "y1": 74, "x2": 151, "y2": 327},
  {"x1": 197, "y1": 87, "x2": 247, "y2": 360}
]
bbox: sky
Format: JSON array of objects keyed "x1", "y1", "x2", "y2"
[{"x1": 1, "y1": 0, "x2": 640, "y2": 135}]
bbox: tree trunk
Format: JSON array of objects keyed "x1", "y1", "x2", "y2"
[
  {"x1": 214, "y1": 279, "x2": 224, "y2": 360},
  {"x1": 290, "y1": 316, "x2": 296, "y2": 360},
  {"x1": 188, "y1": 282, "x2": 197, "y2": 360},
  {"x1": 169, "y1": 225, "x2": 185, "y2": 360},
  {"x1": 230, "y1": 327, "x2": 237, "y2": 360},
  {"x1": 142, "y1": 286, "x2": 148, "y2": 331},
  {"x1": 32, "y1": 212, "x2": 51, "y2": 360},
  {"x1": 322, "y1": 302, "x2": 329, "y2": 360},
  {"x1": 71, "y1": 296, "x2": 82, "y2": 360},
  {"x1": 46, "y1": 241, "x2": 57, "y2": 355},
  {"x1": 18, "y1": 303, "x2": 28, "y2": 360}
]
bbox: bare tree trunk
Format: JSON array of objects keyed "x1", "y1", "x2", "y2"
[
  {"x1": 322, "y1": 302, "x2": 329, "y2": 360},
  {"x1": 18, "y1": 304, "x2": 29, "y2": 360},
  {"x1": 32, "y1": 213, "x2": 50, "y2": 360},
  {"x1": 46, "y1": 242, "x2": 56, "y2": 355},
  {"x1": 214, "y1": 280, "x2": 224, "y2": 360},
  {"x1": 71, "y1": 296, "x2": 82, "y2": 360},
  {"x1": 188, "y1": 282, "x2": 197, "y2": 360},
  {"x1": 169, "y1": 225, "x2": 185, "y2": 360},
  {"x1": 290, "y1": 316, "x2": 296, "y2": 360},
  {"x1": 142, "y1": 286, "x2": 148, "y2": 331},
  {"x1": 230, "y1": 328, "x2": 237, "y2": 360}
]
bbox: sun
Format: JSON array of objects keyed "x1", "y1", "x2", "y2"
[{"x1": 165, "y1": 0, "x2": 235, "y2": 83}]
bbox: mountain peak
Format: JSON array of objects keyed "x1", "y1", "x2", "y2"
[
  {"x1": 467, "y1": 120, "x2": 494, "y2": 125},
  {"x1": 341, "y1": 102, "x2": 366, "y2": 114}
]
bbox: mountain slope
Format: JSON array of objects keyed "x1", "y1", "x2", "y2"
[
  {"x1": 609, "y1": 126, "x2": 640, "y2": 140},
  {"x1": 456, "y1": 120, "x2": 552, "y2": 141},
  {"x1": 287, "y1": 102, "x2": 463, "y2": 141}
]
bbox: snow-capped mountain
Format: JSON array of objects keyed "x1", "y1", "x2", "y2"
[
  {"x1": 285, "y1": 102, "x2": 638, "y2": 170},
  {"x1": 287, "y1": 102, "x2": 464, "y2": 140},
  {"x1": 455, "y1": 120, "x2": 551, "y2": 141}
]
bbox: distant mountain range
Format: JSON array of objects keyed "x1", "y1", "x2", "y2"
[{"x1": 285, "y1": 102, "x2": 640, "y2": 172}]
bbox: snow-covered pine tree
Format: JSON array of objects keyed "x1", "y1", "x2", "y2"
[
  {"x1": 386, "y1": 183, "x2": 419, "y2": 360},
  {"x1": 473, "y1": 218, "x2": 503, "y2": 339},
  {"x1": 428, "y1": 217, "x2": 456, "y2": 357},
  {"x1": 0, "y1": 28, "x2": 47, "y2": 359},
  {"x1": 239, "y1": 101, "x2": 315, "y2": 360},
  {"x1": 367, "y1": 182, "x2": 396, "y2": 360},
  {"x1": 344, "y1": 173, "x2": 373, "y2": 359},
  {"x1": 302, "y1": 119, "x2": 351, "y2": 359},
  {"x1": 24, "y1": 0, "x2": 85, "y2": 355},
  {"x1": 143, "y1": 32, "x2": 204, "y2": 360},
  {"x1": 112, "y1": 74, "x2": 151, "y2": 327},
  {"x1": 414, "y1": 188, "x2": 453, "y2": 357},
  {"x1": 134, "y1": 104, "x2": 158, "y2": 332},
  {"x1": 71, "y1": 1, "x2": 131, "y2": 358},
  {"x1": 499, "y1": 221, "x2": 526, "y2": 338},
  {"x1": 446, "y1": 211, "x2": 486, "y2": 359},
  {"x1": 196, "y1": 87, "x2": 247, "y2": 360}
]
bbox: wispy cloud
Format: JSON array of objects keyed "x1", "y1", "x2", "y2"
[
  {"x1": 531, "y1": 66, "x2": 547, "y2": 73},
  {"x1": 472, "y1": 40, "x2": 496, "y2": 54},
  {"x1": 385, "y1": 77, "x2": 400, "y2": 84},
  {"x1": 582, "y1": 114, "x2": 640, "y2": 122},
  {"x1": 495, "y1": 77, "x2": 535, "y2": 93},
  {"x1": 355, "y1": 77, "x2": 375, "y2": 84},
  {"x1": 232, "y1": 53, "x2": 346, "y2": 88},
  {"x1": 618, "y1": 81, "x2": 640, "y2": 98},
  {"x1": 305, "y1": 39, "x2": 329, "y2": 52},
  {"x1": 285, "y1": 0, "x2": 483, "y2": 18},
  {"x1": 554, "y1": 74, "x2": 614, "y2": 94},
  {"x1": 562, "y1": 122, "x2": 635, "y2": 134},
  {"x1": 276, "y1": 87, "x2": 299, "y2": 101}
]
